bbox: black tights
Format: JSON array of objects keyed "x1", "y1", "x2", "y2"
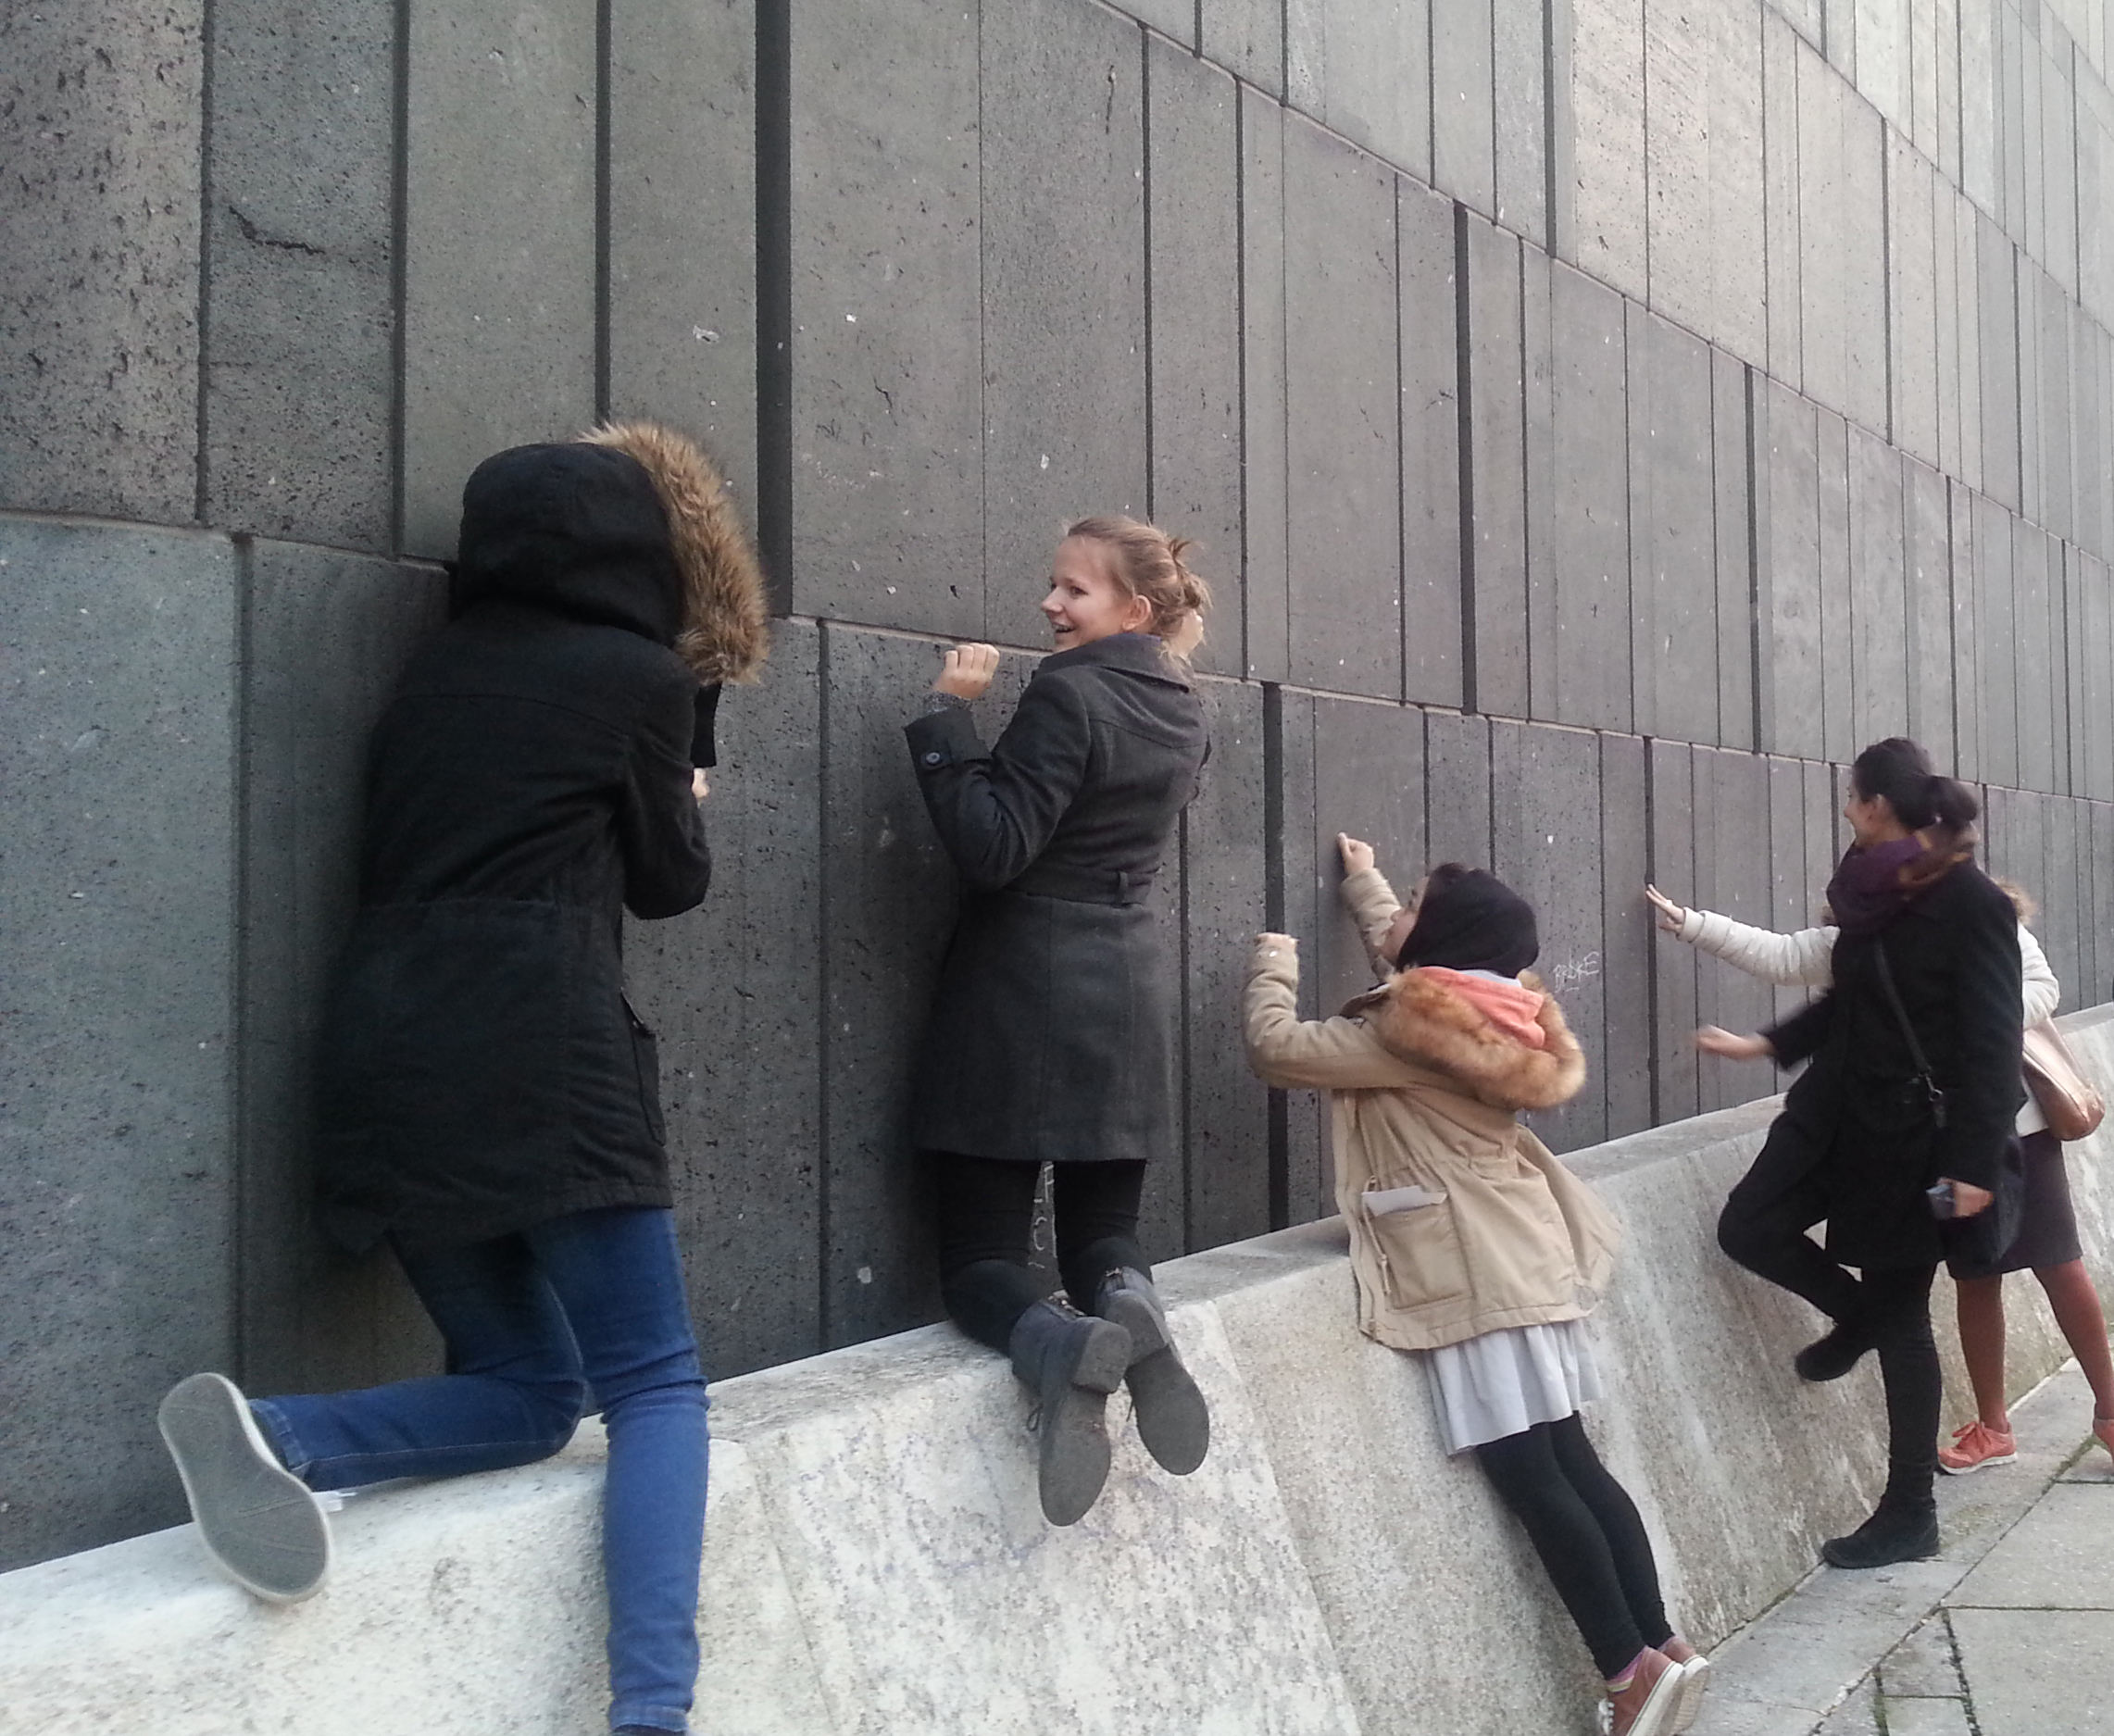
[
  {"x1": 1475, "y1": 1416, "x2": 1671, "y2": 1680},
  {"x1": 1719, "y1": 1133, "x2": 1942, "y2": 1506},
  {"x1": 926, "y1": 1151, "x2": 1149, "y2": 1351}
]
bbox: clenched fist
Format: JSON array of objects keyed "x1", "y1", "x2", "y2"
[{"x1": 932, "y1": 642, "x2": 1000, "y2": 701}]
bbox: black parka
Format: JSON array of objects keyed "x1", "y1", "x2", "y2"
[
  {"x1": 317, "y1": 430, "x2": 766, "y2": 1255},
  {"x1": 1758, "y1": 860, "x2": 2024, "y2": 1268},
  {"x1": 904, "y1": 632, "x2": 1208, "y2": 1165}
]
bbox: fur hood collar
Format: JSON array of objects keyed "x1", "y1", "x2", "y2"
[
  {"x1": 1343, "y1": 968, "x2": 1586, "y2": 1113},
  {"x1": 578, "y1": 420, "x2": 769, "y2": 683}
]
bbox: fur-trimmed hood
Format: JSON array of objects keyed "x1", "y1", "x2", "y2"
[
  {"x1": 578, "y1": 420, "x2": 769, "y2": 683},
  {"x1": 1343, "y1": 968, "x2": 1586, "y2": 1113}
]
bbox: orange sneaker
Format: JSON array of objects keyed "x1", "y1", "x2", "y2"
[{"x1": 1937, "y1": 1418, "x2": 2017, "y2": 1474}]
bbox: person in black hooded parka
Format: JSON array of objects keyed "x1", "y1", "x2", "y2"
[
  {"x1": 1698, "y1": 737, "x2": 2023, "y2": 1572},
  {"x1": 906, "y1": 516, "x2": 1214, "y2": 1528},
  {"x1": 155, "y1": 422, "x2": 767, "y2": 1736}
]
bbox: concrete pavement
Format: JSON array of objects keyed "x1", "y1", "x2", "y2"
[{"x1": 1695, "y1": 1362, "x2": 2114, "y2": 1736}]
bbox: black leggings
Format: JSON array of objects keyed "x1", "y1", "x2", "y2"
[
  {"x1": 926, "y1": 1151, "x2": 1149, "y2": 1351},
  {"x1": 1719, "y1": 1133, "x2": 1942, "y2": 1505},
  {"x1": 1475, "y1": 1416, "x2": 1671, "y2": 1679}
]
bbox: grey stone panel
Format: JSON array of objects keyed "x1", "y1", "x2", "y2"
[
  {"x1": 2035, "y1": 270, "x2": 2076, "y2": 543},
  {"x1": 1399, "y1": 179, "x2": 1463, "y2": 708},
  {"x1": 1146, "y1": 41, "x2": 1245, "y2": 679},
  {"x1": 1466, "y1": 215, "x2": 1529, "y2": 720},
  {"x1": 1626, "y1": 306, "x2": 1720, "y2": 746},
  {"x1": 1242, "y1": 89, "x2": 1291, "y2": 682},
  {"x1": 1532, "y1": 263, "x2": 1632, "y2": 732},
  {"x1": 399, "y1": 1, "x2": 598, "y2": 558},
  {"x1": 202, "y1": 0, "x2": 394, "y2": 551},
  {"x1": 1271, "y1": 688, "x2": 1329, "y2": 1226},
  {"x1": 1836, "y1": 83, "x2": 1891, "y2": 439},
  {"x1": 2078, "y1": 70, "x2": 2114, "y2": 331},
  {"x1": 2094, "y1": 801, "x2": 2114, "y2": 1004},
  {"x1": 236, "y1": 541, "x2": 447, "y2": 1402},
  {"x1": 608, "y1": 1, "x2": 757, "y2": 512},
  {"x1": 1972, "y1": 491, "x2": 2021, "y2": 788},
  {"x1": 1767, "y1": 755, "x2": 1813, "y2": 1023},
  {"x1": 2013, "y1": 519, "x2": 2059, "y2": 793},
  {"x1": 1794, "y1": 55, "x2": 1850, "y2": 428},
  {"x1": 1287, "y1": 0, "x2": 1434, "y2": 183},
  {"x1": 2043, "y1": 29, "x2": 2080, "y2": 299},
  {"x1": 1802, "y1": 756, "x2": 1840, "y2": 915},
  {"x1": 1815, "y1": 406, "x2": 1857, "y2": 764},
  {"x1": 1711, "y1": 350, "x2": 1757, "y2": 751},
  {"x1": 817, "y1": 624, "x2": 960, "y2": 1347},
  {"x1": 1852, "y1": 0, "x2": 1910, "y2": 131},
  {"x1": 1886, "y1": 134, "x2": 1941, "y2": 470},
  {"x1": 1936, "y1": 186, "x2": 1984, "y2": 493},
  {"x1": 1490, "y1": 720, "x2": 1607, "y2": 1152},
  {"x1": 1903, "y1": 458, "x2": 1957, "y2": 768},
  {"x1": 1182, "y1": 680, "x2": 1271, "y2": 1254},
  {"x1": 1645, "y1": 0, "x2": 1767, "y2": 365},
  {"x1": 1492, "y1": 0, "x2": 1549, "y2": 244},
  {"x1": 1762, "y1": 12, "x2": 1805, "y2": 392},
  {"x1": 787, "y1": 0, "x2": 982, "y2": 635},
  {"x1": 1978, "y1": 211, "x2": 2023, "y2": 512},
  {"x1": 1753, "y1": 377, "x2": 1826, "y2": 762},
  {"x1": 981, "y1": 0, "x2": 1148, "y2": 647},
  {"x1": 0, "y1": 6, "x2": 203, "y2": 523},
  {"x1": 1998, "y1": 2, "x2": 2032, "y2": 248},
  {"x1": 1648, "y1": 739, "x2": 1700, "y2": 1123},
  {"x1": 2041, "y1": 796, "x2": 2084, "y2": 1004},
  {"x1": 0, "y1": 518, "x2": 238, "y2": 1570},
  {"x1": 1691, "y1": 749, "x2": 1777, "y2": 1114},
  {"x1": 1847, "y1": 423, "x2": 1908, "y2": 750},
  {"x1": 1432, "y1": 0, "x2": 1496, "y2": 215},
  {"x1": 1911, "y1": 0, "x2": 1958, "y2": 176},
  {"x1": 1283, "y1": 115, "x2": 1402, "y2": 700},
  {"x1": 2072, "y1": 308, "x2": 2108, "y2": 563},
  {"x1": 1108, "y1": 0, "x2": 1194, "y2": 43},
  {"x1": 1949, "y1": 479, "x2": 1985, "y2": 781},
  {"x1": 1423, "y1": 709, "x2": 1494, "y2": 868},
  {"x1": 625, "y1": 622, "x2": 825, "y2": 1380},
  {"x1": 1599, "y1": 732, "x2": 1654, "y2": 1138},
  {"x1": 2061, "y1": 545, "x2": 2086, "y2": 800},
  {"x1": 1774, "y1": 0, "x2": 1825, "y2": 52},
  {"x1": 1959, "y1": 0, "x2": 2000, "y2": 214},
  {"x1": 1312, "y1": 697, "x2": 1426, "y2": 1017},
  {"x1": 1200, "y1": 0, "x2": 1285, "y2": 96},
  {"x1": 1565, "y1": 0, "x2": 1649, "y2": 301},
  {"x1": 2078, "y1": 551, "x2": 2114, "y2": 800},
  {"x1": 2017, "y1": 256, "x2": 2045, "y2": 535}
]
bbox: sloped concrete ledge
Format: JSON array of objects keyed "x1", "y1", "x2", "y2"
[{"x1": 8, "y1": 1008, "x2": 2114, "y2": 1736}]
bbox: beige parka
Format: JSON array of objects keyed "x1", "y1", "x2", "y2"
[{"x1": 1244, "y1": 866, "x2": 1620, "y2": 1352}]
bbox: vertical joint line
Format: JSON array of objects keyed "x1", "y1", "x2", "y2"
[
  {"x1": 1262, "y1": 686, "x2": 1289, "y2": 1230},
  {"x1": 1141, "y1": 29, "x2": 1156, "y2": 522},
  {"x1": 1394, "y1": 186, "x2": 1409, "y2": 701},
  {"x1": 1745, "y1": 365, "x2": 1765, "y2": 756},
  {"x1": 1234, "y1": 92, "x2": 1252, "y2": 680},
  {"x1": 1178, "y1": 807, "x2": 1194, "y2": 1252},
  {"x1": 229, "y1": 531, "x2": 255, "y2": 1379},
  {"x1": 815, "y1": 620, "x2": 834, "y2": 1350},
  {"x1": 194, "y1": 0, "x2": 218, "y2": 526},
  {"x1": 1642, "y1": 743, "x2": 1661, "y2": 1126},
  {"x1": 1540, "y1": 0, "x2": 1558, "y2": 257},
  {"x1": 756, "y1": 0, "x2": 794, "y2": 616},
  {"x1": 1454, "y1": 204, "x2": 1478, "y2": 716},
  {"x1": 1880, "y1": 142, "x2": 1895, "y2": 447},
  {"x1": 388, "y1": 0, "x2": 412, "y2": 558},
  {"x1": 594, "y1": 0, "x2": 614, "y2": 421}
]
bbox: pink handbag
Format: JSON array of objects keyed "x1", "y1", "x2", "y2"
[{"x1": 2023, "y1": 1019, "x2": 2106, "y2": 1143}]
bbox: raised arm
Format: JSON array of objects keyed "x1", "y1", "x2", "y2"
[
  {"x1": 1244, "y1": 934, "x2": 1420, "y2": 1091},
  {"x1": 1649, "y1": 885, "x2": 1838, "y2": 986}
]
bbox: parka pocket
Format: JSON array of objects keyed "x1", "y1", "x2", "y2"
[
  {"x1": 621, "y1": 993, "x2": 666, "y2": 1146},
  {"x1": 1362, "y1": 1189, "x2": 1470, "y2": 1310}
]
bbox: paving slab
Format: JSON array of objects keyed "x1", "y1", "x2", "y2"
[{"x1": 1950, "y1": 1607, "x2": 2114, "y2": 1736}]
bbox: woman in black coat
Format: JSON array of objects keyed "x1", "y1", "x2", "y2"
[
  {"x1": 1700, "y1": 737, "x2": 2023, "y2": 1569},
  {"x1": 156, "y1": 422, "x2": 767, "y2": 1736},
  {"x1": 906, "y1": 516, "x2": 1212, "y2": 1526}
]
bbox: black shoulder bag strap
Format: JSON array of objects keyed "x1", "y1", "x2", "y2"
[{"x1": 1873, "y1": 937, "x2": 1947, "y2": 1130}]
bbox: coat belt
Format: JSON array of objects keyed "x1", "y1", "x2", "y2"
[{"x1": 1007, "y1": 862, "x2": 1158, "y2": 905}]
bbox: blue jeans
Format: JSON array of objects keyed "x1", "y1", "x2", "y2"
[{"x1": 251, "y1": 1206, "x2": 708, "y2": 1734}]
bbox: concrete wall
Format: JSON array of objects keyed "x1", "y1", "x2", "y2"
[
  {"x1": 4, "y1": 0, "x2": 2114, "y2": 1568},
  {"x1": 8, "y1": 1005, "x2": 2114, "y2": 1736}
]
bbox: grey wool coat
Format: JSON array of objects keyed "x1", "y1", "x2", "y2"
[
  {"x1": 316, "y1": 422, "x2": 767, "y2": 1256},
  {"x1": 904, "y1": 631, "x2": 1209, "y2": 1165}
]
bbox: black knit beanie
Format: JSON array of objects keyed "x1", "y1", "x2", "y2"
[{"x1": 1395, "y1": 868, "x2": 1540, "y2": 976}]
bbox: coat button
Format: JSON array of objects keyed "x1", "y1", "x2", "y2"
[{"x1": 921, "y1": 751, "x2": 944, "y2": 768}]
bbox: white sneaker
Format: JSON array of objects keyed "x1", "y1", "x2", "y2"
[
  {"x1": 157, "y1": 1373, "x2": 331, "y2": 1602},
  {"x1": 1670, "y1": 1654, "x2": 1711, "y2": 1733}
]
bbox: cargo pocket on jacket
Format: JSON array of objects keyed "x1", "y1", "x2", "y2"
[
  {"x1": 1363, "y1": 1191, "x2": 1470, "y2": 1311},
  {"x1": 621, "y1": 993, "x2": 666, "y2": 1146}
]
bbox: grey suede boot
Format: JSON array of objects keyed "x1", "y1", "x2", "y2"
[
  {"x1": 1095, "y1": 1267, "x2": 1210, "y2": 1476},
  {"x1": 1007, "y1": 1299, "x2": 1132, "y2": 1526}
]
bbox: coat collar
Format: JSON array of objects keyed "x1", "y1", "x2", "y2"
[
  {"x1": 1039, "y1": 631, "x2": 1192, "y2": 689},
  {"x1": 1343, "y1": 968, "x2": 1587, "y2": 1113}
]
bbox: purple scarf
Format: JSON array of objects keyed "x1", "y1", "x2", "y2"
[{"x1": 1826, "y1": 829, "x2": 1974, "y2": 937}]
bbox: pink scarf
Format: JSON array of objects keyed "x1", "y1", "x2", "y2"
[{"x1": 1416, "y1": 967, "x2": 1547, "y2": 1049}]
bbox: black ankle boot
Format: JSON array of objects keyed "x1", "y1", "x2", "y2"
[
  {"x1": 1094, "y1": 1267, "x2": 1210, "y2": 1476},
  {"x1": 1007, "y1": 1299, "x2": 1132, "y2": 1526},
  {"x1": 1794, "y1": 1320, "x2": 1873, "y2": 1382},
  {"x1": 1820, "y1": 1498, "x2": 1940, "y2": 1568}
]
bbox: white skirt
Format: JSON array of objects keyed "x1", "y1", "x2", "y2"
[{"x1": 1421, "y1": 1319, "x2": 1601, "y2": 1455}]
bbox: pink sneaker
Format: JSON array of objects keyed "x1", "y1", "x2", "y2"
[{"x1": 1937, "y1": 1418, "x2": 2017, "y2": 1475}]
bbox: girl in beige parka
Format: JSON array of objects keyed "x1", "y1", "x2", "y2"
[{"x1": 1244, "y1": 838, "x2": 1707, "y2": 1736}]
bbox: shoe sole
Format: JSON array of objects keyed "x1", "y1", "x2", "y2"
[
  {"x1": 1037, "y1": 1321, "x2": 1132, "y2": 1527},
  {"x1": 1099, "y1": 1290, "x2": 1210, "y2": 1476},
  {"x1": 1621, "y1": 1660, "x2": 1689, "y2": 1736},
  {"x1": 1668, "y1": 1656, "x2": 1710, "y2": 1735},
  {"x1": 157, "y1": 1373, "x2": 331, "y2": 1602},
  {"x1": 1938, "y1": 1450, "x2": 2017, "y2": 1475},
  {"x1": 1820, "y1": 1531, "x2": 1940, "y2": 1569}
]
